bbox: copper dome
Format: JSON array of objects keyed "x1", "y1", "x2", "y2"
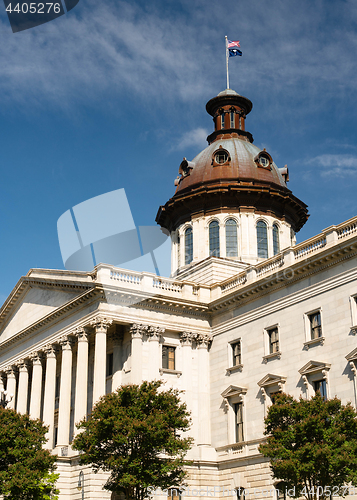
[{"x1": 156, "y1": 90, "x2": 309, "y2": 233}]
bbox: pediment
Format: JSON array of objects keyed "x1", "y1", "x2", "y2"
[
  {"x1": 221, "y1": 385, "x2": 247, "y2": 398},
  {"x1": 346, "y1": 348, "x2": 357, "y2": 362},
  {"x1": 0, "y1": 270, "x2": 95, "y2": 343},
  {"x1": 299, "y1": 360, "x2": 331, "y2": 375},
  {"x1": 257, "y1": 373, "x2": 287, "y2": 388}
]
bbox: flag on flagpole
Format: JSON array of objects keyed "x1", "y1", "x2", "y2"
[
  {"x1": 229, "y1": 48, "x2": 242, "y2": 57},
  {"x1": 227, "y1": 40, "x2": 240, "y2": 48},
  {"x1": 227, "y1": 40, "x2": 242, "y2": 57}
]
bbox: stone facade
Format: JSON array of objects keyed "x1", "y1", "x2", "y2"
[{"x1": 1, "y1": 87, "x2": 356, "y2": 499}]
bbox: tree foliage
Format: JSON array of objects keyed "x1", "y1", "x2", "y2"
[
  {"x1": 259, "y1": 393, "x2": 357, "y2": 500},
  {"x1": 73, "y1": 381, "x2": 193, "y2": 500},
  {"x1": 0, "y1": 407, "x2": 59, "y2": 500}
]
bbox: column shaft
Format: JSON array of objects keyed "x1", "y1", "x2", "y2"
[
  {"x1": 92, "y1": 318, "x2": 112, "y2": 405},
  {"x1": 197, "y1": 336, "x2": 211, "y2": 446},
  {"x1": 130, "y1": 324, "x2": 145, "y2": 384},
  {"x1": 42, "y1": 347, "x2": 57, "y2": 449},
  {"x1": 6, "y1": 369, "x2": 16, "y2": 410},
  {"x1": 57, "y1": 339, "x2": 73, "y2": 447},
  {"x1": 112, "y1": 334, "x2": 123, "y2": 391},
  {"x1": 147, "y1": 326, "x2": 164, "y2": 380},
  {"x1": 17, "y1": 363, "x2": 29, "y2": 414},
  {"x1": 29, "y1": 356, "x2": 43, "y2": 419},
  {"x1": 74, "y1": 330, "x2": 89, "y2": 434}
]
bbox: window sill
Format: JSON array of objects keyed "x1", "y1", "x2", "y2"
[
  {"x1": 159, "y1": 368, "x2": 182, "y2": 378},
  {"x1": 303, "y1": 336, "x2": 325, "y2": 350},
  {"x1": 262, "y1": 351, "x2": 281, "y2": 363},
  {"x1": 226, "y1": 364, "x2": 243, "y2": 374}
]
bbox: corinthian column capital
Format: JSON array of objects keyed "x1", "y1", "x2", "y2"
[
  {"x1": 73, "y1": 326, "x2": 89, "y2": 342},
  {"x1": 180, "y1": 331, "x2": 197, "y2": 346},
  {"x1": 90, "y1": 317, "x2": 113, "y2": 332},
  {"x1": 196, "y1": 334, "x2": 212, "y2": 348},
  {"x1": 147, "y1": 326, "x2": 165, "y2": 341},
  {"x1": 130, "y1": 323, "x2": 148, "y2": 339}
]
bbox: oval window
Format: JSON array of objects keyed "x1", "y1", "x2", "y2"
[
  {"x1": 259, "y1": 155, "x2": 270, "y2": 167},
  {"x1": 214, "y1": 151, "x2": 229, "y2": 164}
]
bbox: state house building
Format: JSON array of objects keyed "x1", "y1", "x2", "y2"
[{"x1": 1, "y1": 88, "x2": 357, "y2": 500}]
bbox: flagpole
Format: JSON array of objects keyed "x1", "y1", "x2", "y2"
[{"x1": 225, "y1": 36, "x2": 229, "y2": 89}]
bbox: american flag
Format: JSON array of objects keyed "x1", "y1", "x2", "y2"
[{"x1": 228, "y1": 40, "x2": 240, "y2": 48}]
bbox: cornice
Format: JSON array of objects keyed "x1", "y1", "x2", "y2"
[{"x1": 211, "y1": 254, "x2": 357, "y2": 336}]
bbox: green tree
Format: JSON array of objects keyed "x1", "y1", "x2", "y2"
[
  {"x1": 73, "y1": 380, "x2": 193, "y2": 500},
  {"x1": 259, "y1": 393, "x2": 357, "y2": 500},
  {"x1": 0, "y1": 407, "x2": 59, "y2": 500}
]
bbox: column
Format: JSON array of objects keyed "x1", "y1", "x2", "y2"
[
  {"x1": 29, "y1": 354, "x2": 43, "y2": 419},
  {"x1": 57, "y1": 337, "x2": 73, "y2": 448},
  {"x1": 6, "y1": 368, "x2": 17, "y2": 410},
  {"x1": 17, "y1": 361, "x2": 29, "y2": 414},
  {"x1": 147, "y1": 326, "x2": 164, "y2": 380},
  {"x1": 130, "y1": 324, "x2": 146, "y2": 384},
  {"x1": 180, "y1": 332, "x2": 195, "y2": 407},
  {"x1": 0, "y1": 374, "x2": 4, "y2": 393},
  {"x1": 91, "y1": 317, "x2": 113, "y2": 405},
  {"x1": 74, "y1": 328, "x2": 89, "y2": 434},
  {"x1": 42, "y1": 346, "x2": 57, "y2": 449},
  {"x1": 112, "y1": 329, "x2": 123, "y2": 391},
  {"x1": 197, "y1": 334, "x2": 212, "y2": 446}
]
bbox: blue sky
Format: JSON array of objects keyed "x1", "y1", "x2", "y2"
[{"x1": 0, "y1": 0, "x2": 356, "y2": 302}]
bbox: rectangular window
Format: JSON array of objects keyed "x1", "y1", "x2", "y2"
[
  {"x1": 168, "y1": 489, "x2": 181, "y2": 500},
  {"x1": 314, "y1": 379, "x2": 327, "y2": 400},
  {"x1": 268, "y1": 327, "x2": 279, "y2": 354},
  {"x1": 106, "y1": 352, "x2": 114, "y2": 377},
  {"x1": 232, "y1": 341, "x2": 241, "y2": 366},
  {"x1": 234, "y1": 402, "x2": 244, "y2": 442},
  {"x1": 162, "y1": 346, "x2": 175, "y2": 370},
  {"x1": 309, "y1": 311, "x2": 322, "y2": 339}
]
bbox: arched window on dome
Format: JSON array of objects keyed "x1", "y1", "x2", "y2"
[
  {"x1": 209, "y1": 220, "x2": 220, "y2": 257},
  {"x1": 225, "y1": 219, "x2": 238, "y2": 258},
  {"x1": 230, "y1": 111, "x2": 235, "y2": 128},
  {"x1": 184, "y1": 227, "x2": 193, "y2": 265},
  {"x1": 273, "y1": 223, "x2": 280, "y2": 255},
  {"x1": 257, "y1": 221, "x2": 268, "y2": 259}
]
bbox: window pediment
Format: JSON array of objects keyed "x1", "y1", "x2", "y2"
[
  {"x1": 299, "y1": 360, "x2": 331, "y2": 376},
  {"x1": 257, "y1": 373, "x2": 286, "y2": 389},
  {"x1": 221, "y1": 385, "x2": 247, "y2": 399},
  {"x1": 346, "y1": 347, "x2": 357, "y2": 362}
]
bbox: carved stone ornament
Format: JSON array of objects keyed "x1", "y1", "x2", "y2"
[
  {"x1": 30, "y1": 353, "x2": 42, "y2": 365},
  {"x1": 349, "y1": 361, "x2": 357, "y2": 376},
  {"x1": 73, "y1": 326, "x2": 89, "y2": 342},
  {"x1": 180, "y1": 331, "x2": 197, "y2": 345},
  {"x1": 302, "y1": 375, "x2": 309, "y2": 388},
  {"x1": 59, "y1": 336, "x2": 73, "y2": 350},
  {"x1": 147, "y1": 326, "x2": 165, "y2": 340},
  {"x1": 223, "y1": 397, "x2": 229, "y2": 413},
  {"x1": 196, "y1": 334, "x2": 212, "y2": 347},
  {"x1": 90, "y1": 317, "x2": 113, "y2": 332},
  {"x1": 44, "y1": 345, "x2": 57, "y2": 358},
  {"x1": 261, "y1": 387, "x2": 267, "y2": 400},
  {"x1": 130, "y1": 323, "x2": 148, "y2": 339}
]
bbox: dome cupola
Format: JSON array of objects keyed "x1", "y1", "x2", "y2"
[{"x1": 156, "y1": 89, "x2": 309, "y2": 283}]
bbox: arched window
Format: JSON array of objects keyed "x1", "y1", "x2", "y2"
[
  {"x1": 230, "y1": 111, "x2": 235, "y2": 128},
  {"x1": 225, "y1": 219, "x2": 238, "y2": 258},
  {"x1": 273, "y1": 223, "x2": 280, "y2": 255},
  {"x1": 184, "y1": 227, "x2": 193, "y2": 265},
  {"x1": 221, "y1": 112, "x2": 225, "y2": 129},
  {"x1": 209, "y1": 220, "x2": 220, "y2": 257},
  {"x1": 257, "y1": 220, "x2": 268, "y2": 258},
  {"x1": 177, "y1": 233, "x2": 181, "y2": 267}
]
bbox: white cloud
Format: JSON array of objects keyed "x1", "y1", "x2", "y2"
[
  {"x1": 171, "y1": 127, "x2": 208, "y2": 152},
  {"x1": 307, "y1": 154, "x2": 357, "y2": 177}
]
